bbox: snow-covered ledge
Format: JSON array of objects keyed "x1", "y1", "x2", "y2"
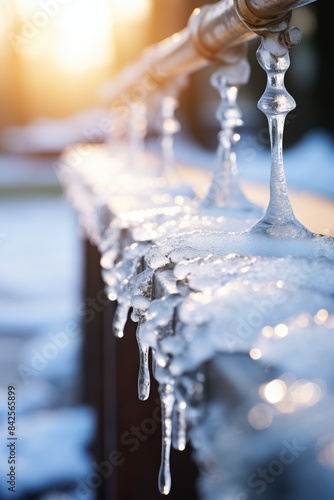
[{"x1": 57, "y1": 140, "x2": 334, "y2": 499}]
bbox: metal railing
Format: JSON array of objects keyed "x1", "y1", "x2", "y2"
[{"x1": 101, "y1": 0, "x2": 316, "y2": 105}]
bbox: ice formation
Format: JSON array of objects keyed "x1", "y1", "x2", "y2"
[{"x1": 59, "y1": 17, "x2": 334, "y2": 499}]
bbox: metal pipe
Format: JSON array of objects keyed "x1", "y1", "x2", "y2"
[
  {"x1": 244, "y1": 0, "x2": 316, "y2": 19},
  {"x1": 102, "y1": 0, "x2": 316, "y2": 105},
  {"x1": 235, "y1": 0, "x2": 316, "y2": 26}
]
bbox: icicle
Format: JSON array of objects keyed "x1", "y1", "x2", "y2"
[
  {"x1": 127, "y1": 101, "x2": 147, "y2": 169},
  {"x1": 158, "y1": 382, "x2": 175, "y2": 495},
  {"x1": 250, "y1": 26, "x2": 311, "y2": 237},
  {"x1": 105, "y1": 108, "x2": 127, "y2": 160},
  {"x1": 128, "y1": 268, "x2": 154, "y2": 400},
  {"x1": 160, "y1": 95, "x2": 180, "y2": 181},
  {"x1": 109, "y1": 246, "x2": 152, "y2": 339},
  {"x1": 136, "y1": 323, "x2": 151, "y2": 400},
  {"x1": 111, "y1": 301, "x2": 130, "y2": 338},
  {"x1": 151, "y1": 348, "x2": 157, "y2": 377},
  {"x1": 172, "y1": 398, "x2": 187, "y2": 451},
  {"x1": 157, "y1": 76, "x2": 188, "y2": 184},
  {"x1": 200, "y1": 46, "x2": 261, "y2": 216}
]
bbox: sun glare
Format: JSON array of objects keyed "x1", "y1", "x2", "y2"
[
  {"x1": 53, "y1": 0, "x2": 151, "y2": 72},
  {"x1": 110, "y1": 0, "x2": 152, "y2": 23},
  {"x1": 14, "y1": 0, "x2": 152, "y2": 73},
  {"x1": 53, "y1": 0, "x2": 114, "y2": 73}
]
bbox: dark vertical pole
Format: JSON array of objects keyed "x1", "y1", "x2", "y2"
[
  {"x1": 314, "y1": 2, "x2": 334, "y2": 135},
  {"x1": 82, "y1": 239, "x2": 117, "y2": 500}
]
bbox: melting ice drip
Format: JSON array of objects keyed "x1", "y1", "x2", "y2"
[
  {"x1": 201, "y1": 46, "x2": 261, "y2": 217},
  {"x1": 250, "y1": 26, "x2": 313, "y2": 237}
]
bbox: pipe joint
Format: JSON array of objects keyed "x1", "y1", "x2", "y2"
[{"x1": 234, "y1": 0, "x2": 291, "y2": 31}]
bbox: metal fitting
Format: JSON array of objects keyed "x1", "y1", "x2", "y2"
[{"x1": 234, "y1": 0, "x2": 316, "y2": 30}]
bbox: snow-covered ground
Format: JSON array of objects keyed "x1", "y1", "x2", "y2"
[{"x1": 0, "y1": 180, "x2": 96, "y2": 499}]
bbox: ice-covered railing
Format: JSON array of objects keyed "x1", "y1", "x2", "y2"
[{"x1": 57, "y1": 0, "x2": 334, "y2": 498}]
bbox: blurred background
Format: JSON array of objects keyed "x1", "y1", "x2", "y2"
[
  {"x1": 0, "y1": 1, "x2": 332, "y2": 147},
  {"x1": 0, "y1": 1, "x2": 333, "y2": 499}
]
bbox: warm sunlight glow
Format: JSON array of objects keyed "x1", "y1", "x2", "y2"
[
  {"x1": 12, "y1": 0, "x2": 152, "y2": 73},
  {"x1": 110, "y1": 0, "x2": 152, "y2": 23},
  {"x1": 53, "y1": 0, "x2": 114, "y2": 73}
]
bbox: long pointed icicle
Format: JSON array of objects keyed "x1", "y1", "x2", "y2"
[
  {"x1": 136, "y1": 323, "x2": 151, "y2": 400},
  {"x1": 158, "y1": 382, "x2": 175, "y2": 495},
  {"x1": 111, "y1": 301, "x2": 130, "y2": 338}
]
